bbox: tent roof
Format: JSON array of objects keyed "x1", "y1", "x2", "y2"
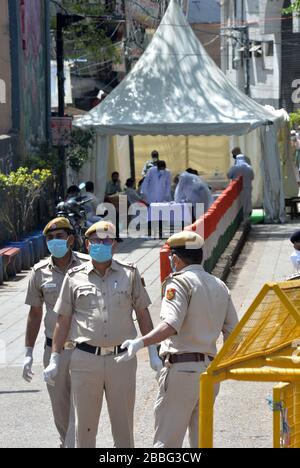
[{"x1": 74, "y1": 0, "x2": 284, "y2": 136}]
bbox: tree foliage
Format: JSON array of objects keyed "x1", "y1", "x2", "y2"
[
  {"x1": 289, "y1": 109, "x2": 300, "y2": 128},
  {"x1": 67, "y1": 127, "x2": 95, "y2": 173},
  {"x1": 56, "y1": 1, "x2": 121, "y2": 68},
  {"x1": 0, "y1": 168, "x2": 52, "y2": 239},
  {"x1": 283, "y1": 0, "x2": 300, "y2": 15}
]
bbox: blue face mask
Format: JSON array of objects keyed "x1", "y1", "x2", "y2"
[
  {"x1": 47, "y1": 239, "x2": 69, "y2": 259},
  {"x1": 90, "y1": 244, "x2": 113, "y2": 263}
]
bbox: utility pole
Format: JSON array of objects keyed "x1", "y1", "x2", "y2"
[
  {"x1": 121, "y1": 0, "x2": 135, "y2": 181},
  {"x1": 56, "y1": 13, "x2": 84, "y2": 198},
  {"x1": 56, "y1": 13, "x2": 67, "y2": 198},
  {"x1": 243, "y1": 26, "x2": 250, "y2": 97},
  {"x1": 221, "y1": 25, "x2": 250, "y2": 96}
]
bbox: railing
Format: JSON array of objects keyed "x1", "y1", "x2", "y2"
[{"x1": 160, "y1": 177, "x2": 243, "y2": 283}]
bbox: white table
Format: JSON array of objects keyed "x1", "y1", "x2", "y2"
[{"x1": 148, "y1": 203, "x2": 193, "y2": 238}]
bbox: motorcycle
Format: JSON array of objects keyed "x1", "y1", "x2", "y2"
[{"x1": 56, "y1": 196, "x2": 93, "y2": 252}]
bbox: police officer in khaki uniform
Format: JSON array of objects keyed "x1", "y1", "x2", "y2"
[
  {"x1": 117, "y1": 231, "x2": 238, "y2": 448},
  {"x1": 44, "y1": 221, "x2": 162, "y2": 448},
  {"x1": 23, "y1": 217, "x2": 89, "y2": 448}
]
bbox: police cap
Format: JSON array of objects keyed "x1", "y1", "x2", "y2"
[
  {"x1": 167, "y1": 231, "x2": 204, "y2": 250},
  {"x1": 85, "y1": 221, "x2": 116, "y2": 239},
  {"x1": 43, "y1": 217, "x2": 73, "y2": 236}
]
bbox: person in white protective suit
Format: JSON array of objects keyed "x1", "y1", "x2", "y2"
[
  {"x1": 174, "y1": 171, "x2": 213, "y2": 216},
  {"x1": 227, "y1": 154, "x2": 254, "y2": 218},
  {"x1": 141, "y1": 161, "x2": 172, "y2": 204}
]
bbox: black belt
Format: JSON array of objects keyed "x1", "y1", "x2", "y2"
[
  {"x1": 46, "y1": 337, "x2": 53, "y2": 348},
  {"x1": 164, "y1": 353, "x2": 214, "y2": 364},
  {"x1": 76, "y1": 342, "x2": 127, "y2": 356},
  {"x1": 45, "y1": 337, "x2": 74, "y2": 351}
]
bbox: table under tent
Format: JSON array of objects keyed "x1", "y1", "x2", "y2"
[{"x1": 74, "y1": 0, "x2": 289, "y2": 224}]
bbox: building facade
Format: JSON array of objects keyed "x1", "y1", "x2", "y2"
[
  {"x1": 187, "y1": 0, "x2": 221, "y2": 67},
  {"x1": 0, "y1": 0, "x2": 14, "y2": 173},
  {"x1": 221, "y1": 0, "x2": 300, "y2": 112},
  {"x1": 0, "y1": 0, "x2": 50, "y2": 173}
]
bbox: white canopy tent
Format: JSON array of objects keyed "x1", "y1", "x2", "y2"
[{"x1": 74, "y1": 0, "x2": 288, "y2": 222}]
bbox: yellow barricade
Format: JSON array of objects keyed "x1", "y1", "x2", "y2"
[{"x1": 199, "y1": 280, "x2": 300, "y2": 448}]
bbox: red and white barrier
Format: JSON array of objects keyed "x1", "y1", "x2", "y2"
[{"x1": 160, "y1": 177, "x2": 243, "y2": 283}]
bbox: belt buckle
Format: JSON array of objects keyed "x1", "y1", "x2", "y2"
[
  {"x1": 164, "y1": 353, "x2": 171, "y2": 368},
  {"x1": 101, "y1": 346, "x2": 114, "y2": 356},
  {"x1": 64, "y1": 341, "x2": 75, "y2": 350}
]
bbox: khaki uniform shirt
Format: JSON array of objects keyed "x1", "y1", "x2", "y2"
[
  {"x1": 25, "y1": 252, "x2": 89, "y2": 339},
  {"x1": 160, "y1": 265, "x2": 238, "y2": 357},
  {"x1": 54, "y1": 259, "x2": 151, "y2": 347}
]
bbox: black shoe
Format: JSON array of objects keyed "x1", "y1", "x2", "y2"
[{"x1": 116, "y1": 238, "x2": 123, "y2": 243}]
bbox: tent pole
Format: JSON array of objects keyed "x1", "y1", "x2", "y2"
[
  {"x1": 129, "y1": 136, "x2": 136, "y2": 181},
  {"x1": 185, "y1": 135, "x2": 189, "y2": 168}
]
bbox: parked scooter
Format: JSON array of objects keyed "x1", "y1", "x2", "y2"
[{"x1": 56, "y1": 195, "x2": 93, "y2": 252}]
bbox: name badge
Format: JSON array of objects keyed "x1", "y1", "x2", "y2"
[{"x1": 44, "y1": 283, "x2": 57, "y2": 289}]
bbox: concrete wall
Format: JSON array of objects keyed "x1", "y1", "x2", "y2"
[
  {"x1": 221, "y1": 0, "x2": 284, "y2": 108},
  {"x1": 0, "y1": 0, "x2": 11, "y2": 135},
  {"x1": 191, "y1": 23, "x2": 221, "y2": 67},
  {"x1": 19, "y1": 0, "x2": 49, "y2": 154}
]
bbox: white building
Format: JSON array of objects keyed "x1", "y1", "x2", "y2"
[{"x1": 221, "y1": 0, "x2": 300, "y2": 112}]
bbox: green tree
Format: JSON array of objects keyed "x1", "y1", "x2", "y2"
[
  {"x1": 289, "y1": 109, "x2": 300, "y2": 128},
  {"x1": 0, "y1": 168, "x2": 52, "y2": 239},
  {"x1": 283, "y1": 0, "x2": 300, "y2": 15},
  {"x1": 67, "y1": 127, "x2": 95, "y2": 173},
  {"x1": 53, "y1": 1, "x2": 121, "y2": 67}
]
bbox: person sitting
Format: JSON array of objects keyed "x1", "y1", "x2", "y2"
[
  {"x1": 66, "y1": 185, "x2": 80, "y2": 201},
  {"x1": 106, "y1": 172, "x2": 122, "y2": 196},
  {"x1": 84, "y1": 181, "x2": 101, "y2": 224},
  {"x1": 125, "y1": 178, "x2": 147, "y2": 205}
]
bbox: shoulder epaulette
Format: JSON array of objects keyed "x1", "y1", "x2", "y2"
[
  {"x1": 68, "y1": 263, "x2": 87, "y2": 275},
  {"x1": 114, "y1": 259, "x2": 137, "y2": 270},
  {"x1": 32, "y1": 258, "x2": 51, "y2": 271},
  {"x1": 162, "y1": 271, "x2": 192, "y2": 303},
  {"x1": 73, "y1": 252, "x2": 90, "y2": 262}
]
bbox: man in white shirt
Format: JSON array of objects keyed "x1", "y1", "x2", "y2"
[{"x1": 141, "y1": 161, "x2": 172, "y2": 204}]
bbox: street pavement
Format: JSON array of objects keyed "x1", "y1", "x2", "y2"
[{"x1": 0, "y1": 223, "x2": 298, "y2": 448}]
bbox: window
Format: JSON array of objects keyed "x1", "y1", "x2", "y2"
[
  {"x1": 249, "y1": 42, "x2": 262, "y2": 58},
  {"x1": 264, "y1": 41, "x2": 274, "y2": 57}
]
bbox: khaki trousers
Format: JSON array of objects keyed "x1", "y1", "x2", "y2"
[
  {"x1": 154, "y1": 360, "x2": 212, "y2": 448},
  {"x1": 43, "y1": 345, "x2": 75, "y2": 448},
  {"x1": 70, "y1": 348, "x2": 137, "y2": 448}
]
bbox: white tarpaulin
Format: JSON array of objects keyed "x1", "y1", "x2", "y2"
[
  {"x1": 74, "y1": 0, "x2": 284, "y2": 136},
  {"x1": 74, "y1": 0, "x2": 288, "y2": 222}
]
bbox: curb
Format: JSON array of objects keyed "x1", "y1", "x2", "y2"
[{"x1": 211, "y1": 220, "x2": 251, "y2": 282}]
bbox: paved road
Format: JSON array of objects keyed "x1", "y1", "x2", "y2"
[{"x1": 0, "y1": 224, "x2": 297, "y2": 448}]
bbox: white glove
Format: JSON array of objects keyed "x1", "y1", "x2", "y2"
[
  {"x1": 22, "y1": 347, "x2": 34, "y2": 383},
  {"x1": 115, "y1": 338, "x2": 144, "y2": 363},
  {"x1": 148, "y1": 345, "x2": 163, "y2": 373},
  {"x1": 43, "y1": 353, "x2": 60, "y2": 387}
]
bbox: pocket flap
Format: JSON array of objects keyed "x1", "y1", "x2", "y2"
[{"x1": 77, "y1": 285, "x2": 96, "y2": 297}]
